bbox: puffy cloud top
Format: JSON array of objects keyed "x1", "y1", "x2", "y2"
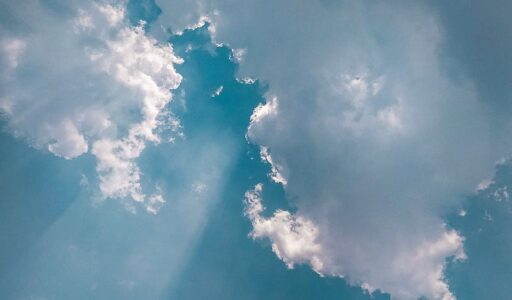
[{"x1": 0, "y1": 0, "x2": 182, "y2": 211}]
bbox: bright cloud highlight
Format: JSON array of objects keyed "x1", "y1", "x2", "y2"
[{"x1": 0, "y1": 1, "x2": 182, "y2": 211}]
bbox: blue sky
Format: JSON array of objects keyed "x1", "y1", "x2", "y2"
[{"x1": 1, "y1": 1, "x2": 512, "y2": 299}]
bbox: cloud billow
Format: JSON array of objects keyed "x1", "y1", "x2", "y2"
[
  {"x1": 155, "y1": 0, "x2": 512, "y2": 299},
  {"x1": 0, "y1": 0, "x2": 182, "y2": 212}
]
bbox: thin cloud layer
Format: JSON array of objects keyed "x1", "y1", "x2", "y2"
[
  {"x1": 154, "y1": 0, "x2": 512, "y2": 299},
  {"x1": 0, "y1": 0, "x2": 182, "y2": 211}
]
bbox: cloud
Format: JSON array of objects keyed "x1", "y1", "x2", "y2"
[
  {"x1": 153, "y1": 0, "x2": 512, "y2": 298},
  {"x1": 244, "y1": 184, "x2": 466, "y2": 300},
  {"x1": 258, "y1": 146, "x2": 287, "y2": 185},
  {"x1": 1, "y1": 38, "x2": 25, "y2": 69},
  {"x1": 244, "y1": 183, "x2": 325, "y2": 274},
  {"x1": 47, "y1": 119, "x2": 89, "y2": 159},
  {"x1": 0, "y1": 0, "x2": 182, "y2": 211}
]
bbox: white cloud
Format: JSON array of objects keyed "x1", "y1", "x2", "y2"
[
  {"x1": 492, "y1": 186, "x2": 509, "y2": 202},
  {"x1": 244, "y1": 184, "x2": 325, "y2": 274},
  {"x1": 146, "y1": 192, "x2": 166, "y2": 214},
  {"x1": 97, "y1": 3, "x2": 125, "y2": 26},
  {"x1": 47, "y1": 119, "x2": 89, "y2": 159},
  {"x1": 0, "y1": 1, "x2": 182, "y2": 211},
  {"x1": 248, "y1": 96, "x2": 278, "y2": 127},
  {"x1": 91, "y1": 137, "x2": 145, "y2": 202},
  {"x1": 73, "y1": 8, "x2": 95, "y2": 31},
  {"x1": 154, "y1": 0, "x2": 512, "y2": 298},
  {"x1": 230, "y1": 47, "x2": 247, "y2": 62},
  {"x1": 377, "y1": 104, "x2": 404, "y2": 132},
  {"x1": 1, "y1": 38, "x2": 25, "y2": 69},
  {"x1": 476, "y1": 178, "x2": 494, "y2": 192},
  {"x1": 236, "y1": 77, "x2": 255, "y2": 85},
  {"x1": 211, "y1": 85, "x2": 223, "y2": 97},
  {"x1": 386, "y1": 230, "x2": 466, "y2": 300},
  {"x1": 259, "y1": 146, "x2": 287, "y2": 185}
]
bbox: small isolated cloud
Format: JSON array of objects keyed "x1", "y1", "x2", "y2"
[
  {"x1": 211, "y1": 85, "x2": 223, "y2": 97},
  {"x1": 236, "y1": 77, "x2": 256, "y2": 85},
  {"x1": 0, "y1": 1, "x2": 182, "y2": 211}
]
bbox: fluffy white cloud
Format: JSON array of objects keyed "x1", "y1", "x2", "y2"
[
  {"x1": 154, "y1": 0, "x2": 512, "y2": 298},
  {"x1": 0, "y1": 1, "x2": 182, "y2": 211},
  {"x1": 244, "y1": 184, "x2": 325, "y2": 274},
  {"x1": 244, "y1": 184, "x2": 466, "y2": 300},
  {"x1": 47, "y1": 119, "x2": 89, "y2": 159}
]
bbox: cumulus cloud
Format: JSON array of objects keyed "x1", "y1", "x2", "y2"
[
  {"x1": 0, "y1": 0, "x2": 182, "y2": 211},
  {"x1": 244, "y1": 184, "x2": 466, "y2": 300},
  {"x1": 244, "y1": 184, "x2": 325, "y2": 274},
  {"x1": 154, "y1": 0, "x2": 512, "y2": 298}
]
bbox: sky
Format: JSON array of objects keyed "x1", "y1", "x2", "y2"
[{"x1": 0, "y1": 0, "x2": 511, "y2": 299}]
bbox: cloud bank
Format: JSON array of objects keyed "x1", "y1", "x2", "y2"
[
  {"x1": 154, "y1": 0, "x2": 512, "y2": 298},
  {"x1": 0, "y1": 0, "x2": 182, "y2": 211}
]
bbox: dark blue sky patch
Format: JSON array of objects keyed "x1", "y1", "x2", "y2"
[{"x1": 446, "y1": 162, "x2": 512, "y2": 300}]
